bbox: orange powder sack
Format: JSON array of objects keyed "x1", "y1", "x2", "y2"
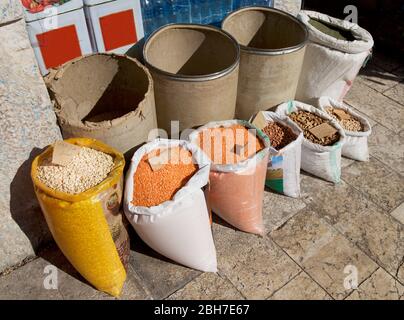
[
  {"x1": 133, "y1": 147, "x2": 198, "y2": 207},
  {"x1": 196, "y1": 125, "x2": 265, "y2": 165}
]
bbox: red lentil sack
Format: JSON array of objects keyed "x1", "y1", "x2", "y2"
[
  {"x1": 318, "y1": 96, "x2": 371, "y2": 161},
  {"x1": 189, "y1": 120, "x2": 270, "y2": 236},
  {"x1": 251, "y1": 112, "x2": 304, "y2": 198},
  {"x1": 123, "y1": 139, "x2": 217, "y2": 272},
  {"x1": 277, "y1": 101, "x2": 346, "y2": 183}
]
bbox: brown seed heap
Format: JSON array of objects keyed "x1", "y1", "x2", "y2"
[
  {"x1": 37, "y1": 146, "x2": 114, "y2": 194},
  {"x1": 196, "y1": 124, "x2": 265, "y2": 165},
  {"x1": 262, "y1": 122, "x2": 297, "y2": 150},
  {"x1": 133, "y1": 147, "x2": 198, "y2": 207},
  {"x1": 325, "y1": 107, "x2": 364, "y2": 132},
  {"x1": 289, "y1": 110, "x2": 340, "y2": 146}
]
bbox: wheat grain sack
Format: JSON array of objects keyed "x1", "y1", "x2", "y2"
[
  {"x1": 124, "y1": 139, "x2": 217, "y2": 272},
  {"x1": 317, "y1": 96, "x2": 371, "y2": 161},
  {"x1": 296, "y1": 10, "x2": 374, "y2": 102},
  {"x1": 277, "y1": 101, "x2": 346, "y2": 183}
]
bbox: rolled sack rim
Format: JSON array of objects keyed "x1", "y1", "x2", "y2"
[
  {"x1": 46, "y1": 53, "x2": 154, "y2": 130},
  {"x1": 222, "y1": 6, "x2": 309, "y2": 56},
  {"x1": 143, "y1": 23, "x2": 240, "y2": 82},
  {"x1": 298, "y1": 10, "x2": 374, "y2": 53}
]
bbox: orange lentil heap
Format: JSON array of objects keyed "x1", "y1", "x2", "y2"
[
  {"x1": 196, "y1": 124, "x2": 265, "y2": 165},
  {"x1": 133, "y1": 146, "x2": 198, "y2": 207}
]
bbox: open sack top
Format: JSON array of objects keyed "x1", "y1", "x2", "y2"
[
  {"x1": 45, "y1": 53, "x2": 154, "y2": 130},
  {"x1": 253, "y1": 111, "x2": 304, "y2": 155},
  {"x1": 318, "y1": 96, "x2": 372, "y2": 137},
  {"x1": 298, "y1": 10, "x2": 374, "y2": 54},
  {"x1": 124, "y1": 139, "x2": 211, "y2": 218},
  {"x1": 188, "y1": 120, "x2": 270, "y2": 173},
  {"x1": 31, "y1": 138, "x2": 124, "y2": 202},
  {"x1": 276, "y1": 101, "x2": 346, "y2": 152}
]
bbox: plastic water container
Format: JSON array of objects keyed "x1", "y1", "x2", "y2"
[
  {"x1": 140, "y1": 0, "x2": 273, "y2": 37},
  {"x1": 172, "y1": 0, "x2": 191, "y2": 23}
]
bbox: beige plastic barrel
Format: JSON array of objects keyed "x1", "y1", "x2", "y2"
[
  {"x1": 143, "y1": 24, "x2": 240, "y2": 134},
  {"x1": 222, "y1": 7, "x2": 308, "y2": 120},
  {"x1": 46, "y1": 53, "x2": 157, "y2": 156}
]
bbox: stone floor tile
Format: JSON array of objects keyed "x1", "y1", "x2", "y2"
[
  {"x1": 118, "y1": 265, "x2": 152, "y2": 300},
  {"x1": 368, "y1": 53, "x2": 402, "y2": 73},
  {"x1": 212, "y1": 223, "x2": 301, "y2": 299},
  {"x1": 384, "y1": 82, "x2": 404, "y2": 107},
  {"x1": 391, "y1": 203, "x2": 404, "y2": 225},
  {"x1": 300, "y1": 173, "x2": 335, "y2": 205},
  {"x1": 0, "y1": 258, "x2": 63, "y2": 300},
  {"x1": 368, "y1": 124, "x2": 404, "y2": 176},
  {"x1": 358, "y1": 66, "x2": 403, "y2": 93},
  {"x1": 341, "y1": 157, "x2": 355, "y2": 169},
  {"x1": 343, "y1": 102, "x2": 378, "y2": 127},
  {"x1": 392, "y1": 66, "x2": 404, "y2": 78},
  {"x1": 129, "y1": 237, "x2": 200, "y2": 300},
  {"x1": 262, "y1": 189, "x2": 306, "y2": 233},
  {"x1": 269, "y1": 272, "x2": 332, "y2": 300},
  {"x1": 34, "y1": 244, "x2": 149, "y2": 300},
  {"x1": 271, "y1": 209, "x2": 378, "y2": 300},
  {"x1": 344, "y1": 79, "x2": 404, "y2": 133},
  {"x1": 167, "y1": 273, "x2": 244, "y2": 300},
  {"x1": 301, "y1": 176, "x2": 404, "y2": 283},
  {"x1": 342, "y1": 157, "x2": 404, "y2": 213},
  {"x1": 346, "y1": 268, "x2": 404, "y2": 300}
]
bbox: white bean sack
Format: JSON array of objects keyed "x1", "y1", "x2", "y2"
[
  {"x1": 124, "y1": 139, "x2": 217, "y2": 272},
  {"x1": 257, "y1": 112, "x2": 304, "y2": 198},
  {"x1": 296, "y1": 10, "x2": 374, "y2": 102},
  {"x1": 318, "y1": 96, "x2": 371, "y2": 161},
  {"x1": 277, "y1": 101, "x2": 346, "y2": 183}
]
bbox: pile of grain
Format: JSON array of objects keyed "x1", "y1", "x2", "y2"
[
  {"x1": 289, "y1": 110, "x2": 340, "y2": 146},
  {"x1": 37, "y1": 146, "x2": 114, "y2": 194},
  {"x1": 133, "y1": 147, "x2": 198, "y2": 207},
  {"x1": 196, "y1": 124, "x2": 265, "y2": 165},
  {"x1": 325, "y1": 107, "x2": 363, "y2": 132},
  {"x1": 262, "y1": 122, "x2": 297, "y2": 150}
]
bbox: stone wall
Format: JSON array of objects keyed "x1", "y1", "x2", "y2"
[{"x1": 0, "y1": 2, "x2": 62, "y2": 272}]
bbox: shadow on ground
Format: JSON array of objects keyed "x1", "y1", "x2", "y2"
[{"x1": 9, "y1": 147, "x2": 52, "y2": 253}]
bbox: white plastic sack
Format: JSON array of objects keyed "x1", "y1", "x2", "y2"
[
  {"x1": 188, "y1": 120, "x2": 270, "y2": 235},
  {"x1": 318, "y1": 96, "x2": 371, "y2": 161},
  {"x1": 273, "y1": 0, "x2": 302, "y2": 16},
  {"x1": 296, "y1": 10, "x2": 374, "y2": 102},
  {"x1": 276, "y1": 101, "x2": 346, "y2": 183},
  {"x1": 257, "y1": 112, "x2": 304, "y2": 198},
  {"x1": 124, "y1": 139, "x2": 217, "y2": 272}
]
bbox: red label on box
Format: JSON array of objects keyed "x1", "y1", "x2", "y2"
[
  {"x1": 36, "y1": 25, "x2": 82, "y2": 70},
  {"x1": 99, "y1": 9, "x2": 137, "y2": 51}
]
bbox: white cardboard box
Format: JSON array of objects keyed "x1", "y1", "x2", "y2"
[
  {"x1": 25, "y1": 0, "x2": 92, "y2": 75},
  {"x1": 83, "y1": 0, "x2": 144, "y2": 54}
]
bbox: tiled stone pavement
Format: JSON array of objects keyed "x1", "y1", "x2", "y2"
[{"x1": 0, "y1": 54, "x2": 403, "y2": 300}]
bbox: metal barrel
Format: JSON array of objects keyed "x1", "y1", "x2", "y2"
[
  {"x1": 222, "y1": 6, "x2": 308, "y2": 119},
  {"x1": 143, "y1": 24, "x2": 240, "y2": 134}
]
